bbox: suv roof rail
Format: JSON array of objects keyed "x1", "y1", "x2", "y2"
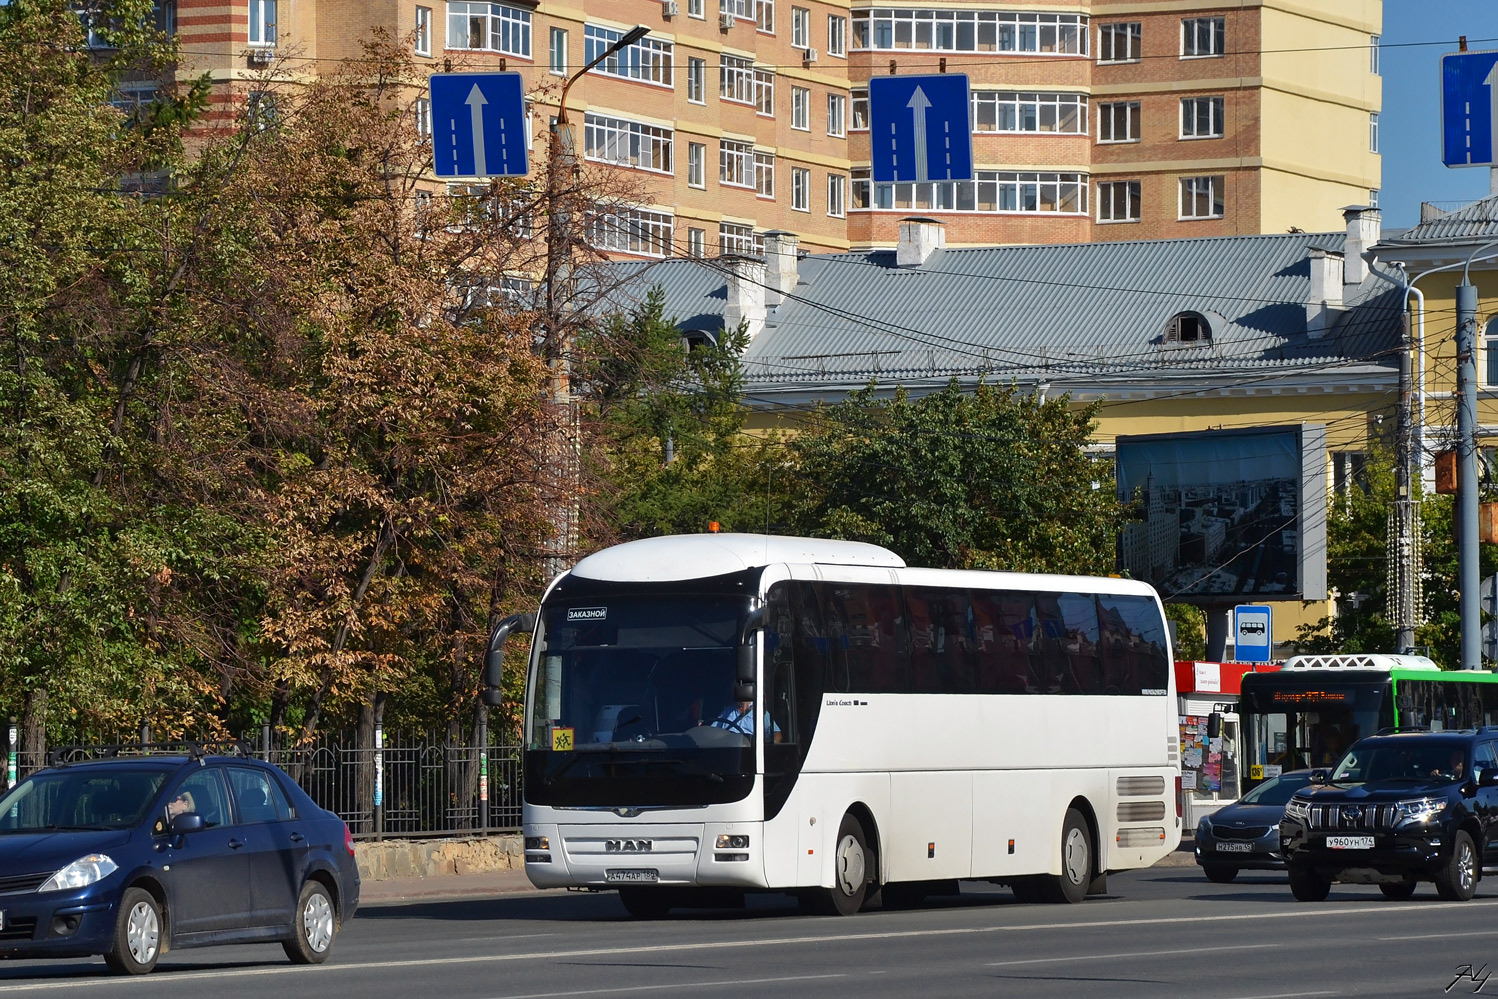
[
  {"x1": 47, "y1": 740, "x2": 256, "y2": 768},
  {"x1": 1375, "y1": 726, "x2": 1431, "y2": 735}
]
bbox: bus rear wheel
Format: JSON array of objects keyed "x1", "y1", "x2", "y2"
[{"x1": 1037, "y1": 808, "x2": 1092, "y2": 904}]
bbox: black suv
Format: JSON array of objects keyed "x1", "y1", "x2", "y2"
[{"x1": 1279, "y1": 730, "x2": 1498, "y2": 901}]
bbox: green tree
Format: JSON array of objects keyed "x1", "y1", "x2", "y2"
[{"x1": 784, "y1": 382, "x2": 1119, "y2": 573}]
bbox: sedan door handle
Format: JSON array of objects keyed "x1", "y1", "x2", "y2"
[
  {"x1": 228, "y1": 838, "x2": 245, "y2": 850},
  {"x1": 289, "y1": 832, "x2": 306, "y2": 843}
]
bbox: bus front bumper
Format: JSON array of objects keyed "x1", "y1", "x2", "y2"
[{"x1": 522, "y1": 822, "x2": 769, "y2": 889}]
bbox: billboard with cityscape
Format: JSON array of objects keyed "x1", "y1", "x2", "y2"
[{"x1": 1115, "y1": 425, "x2": 1327, "y2": 604}]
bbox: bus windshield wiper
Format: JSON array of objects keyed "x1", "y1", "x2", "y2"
[{"x1": 659, "y1": 759, "x2": 725, "y2": 783}]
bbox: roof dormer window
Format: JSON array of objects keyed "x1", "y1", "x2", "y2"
[{"x1": 1165, "y1": 311, "x2": 1211, "y2": 345}]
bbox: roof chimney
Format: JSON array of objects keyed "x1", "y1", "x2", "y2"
[
  {"x1": 721, "y1": 254, "x2": 766, "y2": 341},
  {"x1": 897, "y1": 216, "x2": 945, "y2": 267},
  {"x1": 1342, "y1": 205, "x2": 1381, "y2": 288},
  {"x1": 1306, "y1": 247, "x2": 1344, "y2": 340},
  {"x1": 762, "y1": 230, "x2": 800, "y2": 306}
]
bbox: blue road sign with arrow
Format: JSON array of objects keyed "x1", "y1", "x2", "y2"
[
  {"x1": 429, "y1": 72, "x2": 529, "y2": 179},
  {"x1": 868, "y1": 74, "x2": 973, "y2": 184},
  {"x1": 1442, "y1": 51, "x2": 1498, "y2": 168}
]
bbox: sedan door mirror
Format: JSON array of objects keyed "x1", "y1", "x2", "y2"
[
  {"x1": 1309, "y1": 768, "x2": 1329, "y2": 785},
  {"x1": 171, "y1": 813, "x2": 205, "y2": 835}
]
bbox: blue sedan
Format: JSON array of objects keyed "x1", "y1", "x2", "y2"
[
  {"x1": 1194, "y1": 770, "x2": 1314, "y2": 883},
  {"x1": 0, "y1": 749, "x2": 359, "y2": 974}
]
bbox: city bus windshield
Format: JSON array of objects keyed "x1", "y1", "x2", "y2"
[
  {"x1": 1239, "y1": 676, "x2": 1389, "y2": 781},
  {"x1": 524, "y1": 591, "x2": 759, "y2": 806}
]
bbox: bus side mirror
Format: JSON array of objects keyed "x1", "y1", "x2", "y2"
[
  {"x1": 1207, "y1": 712, "x2": 1222, "y2": 740},
  {"x1": 735, "y1": 606, "x2": 764, "y2": 701},
  {"x1": 482, "y1": 612, "x2": 535, "y2": 707}
]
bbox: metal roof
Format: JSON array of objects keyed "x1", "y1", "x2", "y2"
[
  {"x1": 590, "y1": 231, "x2": 1403, "y2": 401},
  {"x1": 584, "y1": 259, "x2": 728, "y2": 333},
  {"x1": 1381, "y1": 194, "x2": 1498, "y2": 246}
]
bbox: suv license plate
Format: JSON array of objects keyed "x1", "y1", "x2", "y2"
[
  {"x1": 1326, "y1": 835, "x2": 1374, "y2": 850},
  {"x1": 1218, "y1": 842, "x2": 1253, "y2": 853},
  {"x1": 605, "y1": 869, "x2": 659, "y2": 883}
]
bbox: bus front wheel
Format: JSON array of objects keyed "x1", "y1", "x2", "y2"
[
  {"x1": 1038, "y1": 808, "x2": 1092, "y2": 904},
  {"x1": 804, "y1": 813, "x2": 872, "y2": 916}
]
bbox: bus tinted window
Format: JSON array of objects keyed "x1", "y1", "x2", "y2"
[
  {"x1": 822, "y1": 582, "x2": 908, "y2": 694},
  {"x1": 1057, "y1": 593, "x2": 1103, "y2": 694},
  {"x1": 1098, "y1": 593, "x2": 1171, "y2": 695},
  {"x1": 906, "y1": 587, "x2": 977, "y2": 693}
]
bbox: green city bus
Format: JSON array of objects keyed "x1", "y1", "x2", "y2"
[{"x1": 1239, "y1": 654, "x2": 1498, "y2": 788}]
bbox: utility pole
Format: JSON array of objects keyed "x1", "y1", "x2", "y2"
[
  {"x1": 542, "y1": 25, "x2": 650, "y2": 577},
  {"x1": 1391, "y1": 309, "x2": 1420, "y2": 652},
  {"x1": 1456, "y1": 281, "x2": 1481, "y2": 669}
]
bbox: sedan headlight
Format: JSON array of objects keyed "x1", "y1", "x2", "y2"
[
  {"x1": 1396, "y1": 797, "x2": 1448, "y2": 824},
  {"x1": 39, "y1": 854, "x2": 118, "y2": 893},
  {"x1": 1195, "y1": 816, "x2": 1211, "y2": 837},
  {"x1": 1283, "y1": 796, "x2": 1311, "y2": 821}
]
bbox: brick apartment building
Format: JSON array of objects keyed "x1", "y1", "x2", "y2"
[{"x1": 169, "y1": 0, "x2": 1382, "y2": 257}]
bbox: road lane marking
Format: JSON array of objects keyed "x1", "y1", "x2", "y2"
[
  {"x1": 486, "y1": 973, "x2": 846, "y2": 999},
  {"x1": 1222, "y1": 992, "x2": 1337, "y2": 999},
  {"x1": 2, "y1": 900, "x2": 1494, "y2": 993},
  {"x1": 987, "y1": 943, "x2": 1266, "y2": 967},
  {"x1": 1376, "y1": 929, "x2": 1494, "y2": 941}
]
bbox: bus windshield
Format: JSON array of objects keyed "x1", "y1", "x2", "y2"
[
  {"x1": 1239, "y1": 676, "x2": 1389, "y2": 779},
  {"x1": 524, "y1": 591, "x2": 759, "y2": 806}
]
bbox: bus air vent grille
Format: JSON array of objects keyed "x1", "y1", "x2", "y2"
[
  {"x1": 1117, "y1": 800, "x2": 1167, "y2": 822},
  {"x1": 1117, "y1": 776, "x2": 1166, "y2": 797},
  {"x1": 1116, "y1": 827, "x2": 1166, "y2": 848}
]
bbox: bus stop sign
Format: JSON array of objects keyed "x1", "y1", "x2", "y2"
[{"x1": 1234, "y1": 605, "x2": 1272, "y2": 663}]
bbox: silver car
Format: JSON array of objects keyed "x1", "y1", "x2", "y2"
[{"x1": 1194, "y1": 770, "x2": 1313, "y2": 883}]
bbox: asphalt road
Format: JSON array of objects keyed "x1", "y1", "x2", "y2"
[{"x1": 3, "y1": 868, "x2": 1497, "y2": 998}]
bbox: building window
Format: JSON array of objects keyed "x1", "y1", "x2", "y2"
[
  {"x1": 851, "y1": 168, "x2": 1088, "y2": 214},
  {"x1": 585, "y1": 25, "x2": 672, "y2": 85},
  {"x1": 722, "y1": 0, "x2": 752, "y2": 19},
  {"x1": 589, "y1": 208, "x2": 674, "y2": 258},
  {"x1": 249, "y1": 0, "x2": 276, "y2": 45},
  {"x1": 1369, "y1": 188, "x2": 1380, "y2": 208},
  {"x1": 1097, "y1": 101, "x2": 1140, "y2": 143},
  {"x1": 1179, "y1": 175, "x2": 1224, "y2": 219},
  {"x1": 792, "y1": 5, "x2": 809, "y2": 47},
  {"x1": 719, "y1": 221, "x2": 757, "y2": 255},
  {"x1": 755, "y1": 151, "x2": 775, "y2": 197},
  {"x1": 972, "y1": 91, "x2": 1086, "y2": 134},
  {"x1": 792, "y1": 87, "x2": 810, "y2": 130},
  {"x1": 1096, "y1": 180, "x2": 1140, "y2": 223},
  {"x1": 688, "y1": 142, "x2": 705, "y2": 188},
  {"x1": 851, "y1": 87, "x2": 868, "y2": 129},
  {"x1": 1486, "y1": 318, "x2": 1498, "y2": 385},
  {"x1": 720, "y1": 138, "x2": 754, "y2": 187},
  {"x1": 1370, "y1": 112, "x2": 1379, "y2": 153},
  {"x1": 1165, "y1": 311, "x2": 1211, "y2": 344},
  {"x1": 246, "y1": 90, "x2": 279, "y2": 131},
  {"x1": 828, "y1": 14, "x2": 847, "y2": 56},
  {"x1": 827, "y1": 93, "x2": 846, "y2": 136},
  {"x1": 688, "y1": 57, "x2": 705, "y2": 103},
  {"x1": 827, "y1": 173, "x2": 846, "y2": 217},
  {"x1": 1180, "y1": 96, "x2": 1224, "y2": 139},
  {"x1": 721, "y1": 55, "x2": 755, "y2": 103},
  {"x1": 1098, "y1": 22, "x2": 1139, "y2": 63},
  {"x1": 688, "y1": 228, "x2": 706, "y2": 257},
  {"x1": 792, "y1": 167, "x2": 810, "y2": 211},
  {"x1": 449, "y1": 2, "x2": 531, "y2": 57},
  {"x1": 1181, "y1": 16, "x2": 1224, "y2": 58},
  {"x1": 755, "y1": 0, "x2": 773, "y2": 33},
  {"x1": 584, "y1": 113, "x2": 674, "y2": 173},
  {"x1": 755, "y1": 69, "x2": 775, "y2": 116},
  {"x1": 852, "y1": 10, "x2": 1088, "y2": 55},
  {"x1": 1371, "y1": 34, "x2": 1380, "y2": 75},
  {"x1": 688, "y1": 0, "x2": 703, "y2": 17},
  {"x1": 414, "y1": 6, "x2": 432, "y2": 56},
  {"x1": 414, "y1": 97, "x2": 432, "y2": 140},
  {"x1": 548, "y1": 26, "x2": 566, "y2": 74}
]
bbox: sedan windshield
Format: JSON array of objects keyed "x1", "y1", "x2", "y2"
[
  {"x1": 0, "y1": 769, "x2": 170, "y2": 832},
  {"x1": 1239, "y1": 772, "x2": 1313, "y2": 806}
]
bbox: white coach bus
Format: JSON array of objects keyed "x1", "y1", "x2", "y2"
[{"x1": 484, "y1": 534, "x2": 1181, "y2": 916}]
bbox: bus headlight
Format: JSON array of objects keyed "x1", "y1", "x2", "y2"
[{"x1": 716, "y1": 834, "x2": 749, "y2": 849}]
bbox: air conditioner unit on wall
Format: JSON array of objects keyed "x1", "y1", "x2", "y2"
[
  {"x1": 248, "y1": 47, "x2": 275, "y2": 65},
  {"x1": 662, "y1": 0, "x2": 678, "y2": 17},
  {"x1": 719, "y1": 11, "x2": 735, "y2": 30},
  {"x1": 803, "y1": 47, "x2": 817, "y2": 64}
]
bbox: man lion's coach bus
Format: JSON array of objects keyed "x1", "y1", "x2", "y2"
[
  {"x1": 1239, "y1": 653, "x2": 1498, "y2": 790},
  {"x1": 483, "y1": 534, "x2": 1181, "y2": 916}
]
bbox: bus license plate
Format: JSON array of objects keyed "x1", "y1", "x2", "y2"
[
  {"x1": 1218, "y1": 842, "x2": 1253, "y2": 853},
  {"x1": 606, "y1": 869, "x2": 659, "y2": 883},
  {"x1": 1326, "y1": 836, "x2": 1374, "y2": 850}
]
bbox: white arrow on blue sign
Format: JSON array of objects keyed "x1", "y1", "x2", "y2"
[
  {"x1": 1442, "y1": 51, "x2": 1498, "y2": 168},
  {"x1": 868, "y1": 74, "x2": 973, "y2": 184},
  {"x1": 1234, "y1": 604, "x2": 1273, "y2": 664},
  {"x1": 430, "y1": 72, "x2": 529, "y2": 179}
]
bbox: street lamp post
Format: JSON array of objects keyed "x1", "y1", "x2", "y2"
[{"x1": 542, "y1": 25, "x2": 649, "y2": 575}]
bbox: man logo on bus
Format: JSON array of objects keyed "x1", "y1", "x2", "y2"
[
  {"x1": 568, "y1": 607, "x2": 608, "y2": 621},
  {"x1": 605, "y1": 840, "x2": 652, "y2": 853}
]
